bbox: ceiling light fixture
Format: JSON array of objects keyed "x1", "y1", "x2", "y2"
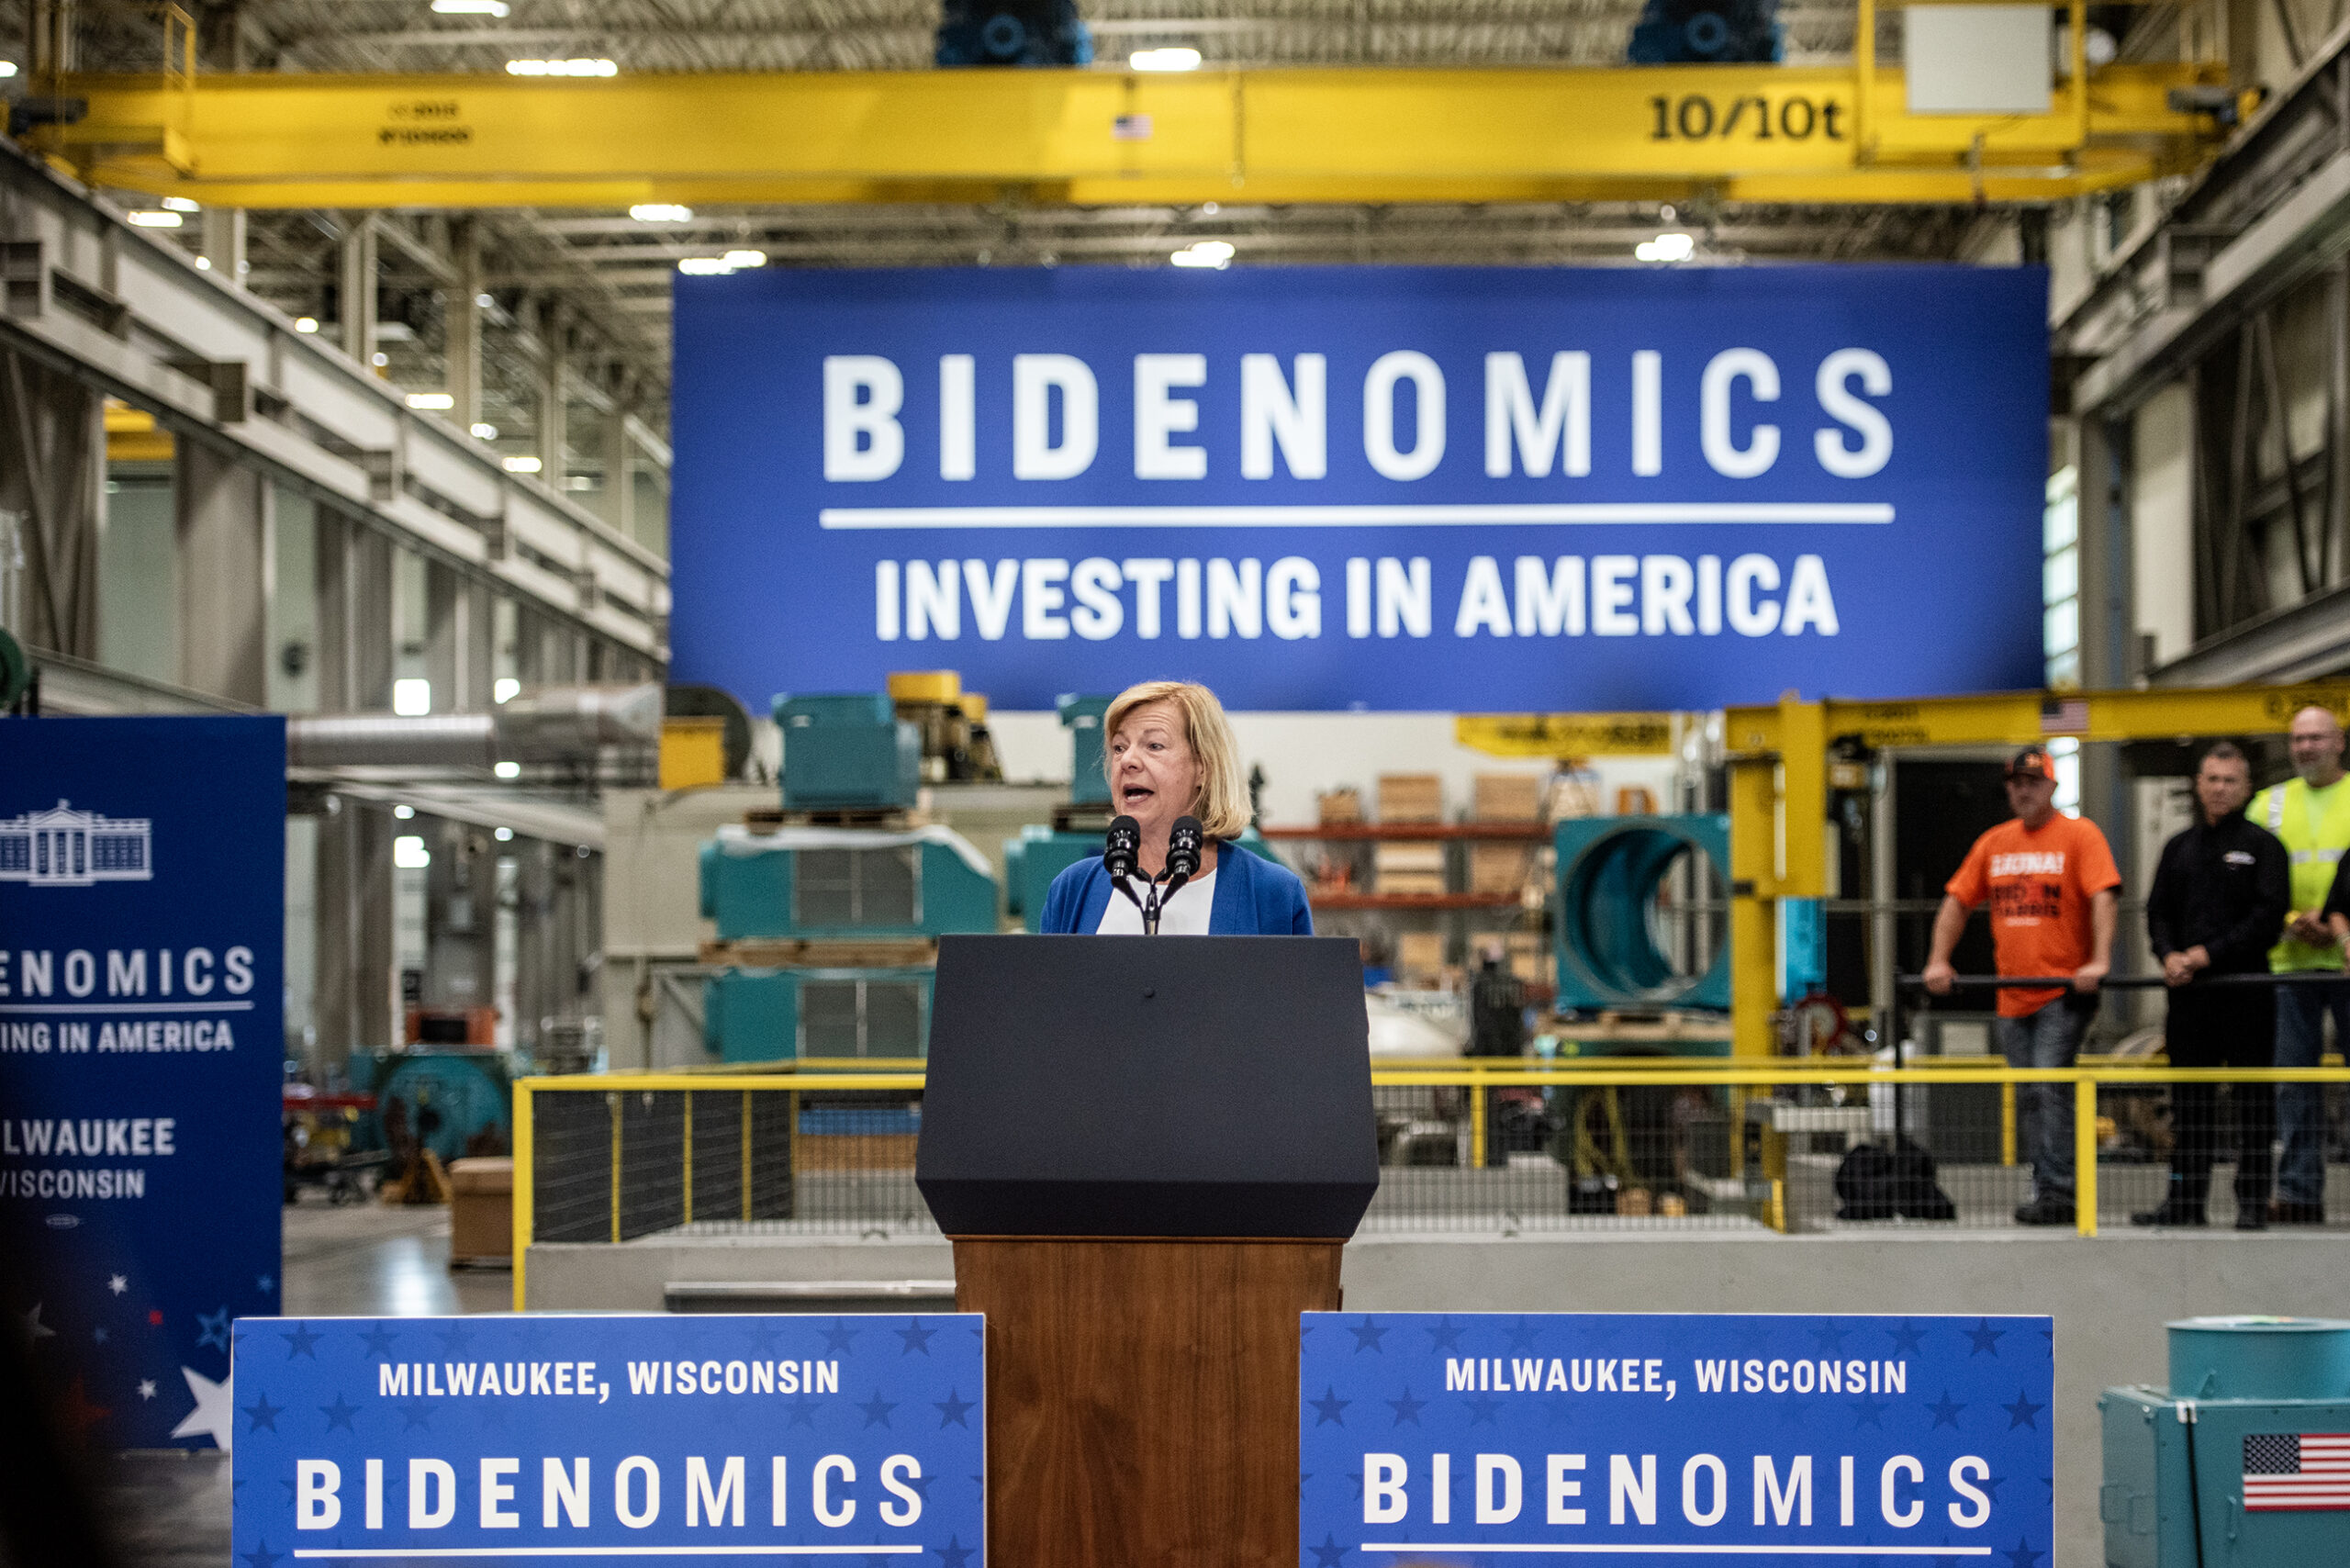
[
  {"x1": 502, "y1": 455, "x2": 543, "y2": 474},
  {"x1": 630, "y1": 203, "x2": 693, "y2": 222},
  {"x1": 161, "y1": 196, "x2": 200, "y2": 213},
  {"x1": 1635, "y1": 231, "x2": 1695, "y2": 263},
  {"x1": 1130, "y1": 47, "x2": 1203, "y2": 72},
  {"x1": 127, "y1": 210, "x2": 183, "y2": 228},
  {"x1": 494, "y1": 762, "x2": 521, "y2": 780},
  {"x1": 677, "y1": 250, "x2": 767, "y2": 275},
  {"x1": 406, "y1": 392, "x2": 456, "y2": 409},
  {"x1": 432, "y1": 0, "x2": 510, "y2": 14},
  {"x1": 470, "y1": 421, "x2": 498, "y2": 440},
  {"x1": 506, "y1": 58, "x2": 618, "y2": 76},
  {"x1": 0, "y1": 62, "x2": 17, "y2": 78},
  {"x1": 1170, "y1": 239, "x2": 1235, "y2": 270},
  {"x1": 393, "y1": 835, "x2": 431, "y2": 869},
  {"x1": 295, "y1": 317, "x2": 319, "y2": 333}
]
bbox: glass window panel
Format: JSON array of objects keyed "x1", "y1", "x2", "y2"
[
  {"x1": 2044, "y1": 599, "x2": 2079, "y2": 657},
  {"x1": 2043, "y1": 546, "x2": 2078, "y2": 606}
]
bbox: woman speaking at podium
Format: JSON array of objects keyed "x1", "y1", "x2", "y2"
[{"x1": 1039, "y1": 680, "x2": 1314, "y2": 935}]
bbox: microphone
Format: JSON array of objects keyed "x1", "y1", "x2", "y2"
[
  {"x1": 1160, "y1": 816, "x2": 1204, "y2": 901},
  {"x1": 1104, "y1": 815, "x2": 1146, "y2": 910}
]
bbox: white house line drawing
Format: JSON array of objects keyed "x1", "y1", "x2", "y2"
[{"x1": 0, "y1": 801, "x2": 154, "y2": 887}]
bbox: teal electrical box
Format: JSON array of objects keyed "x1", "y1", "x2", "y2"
[
  {"x1": 699, "y1": 826, "x2": 998, "y2": 940},
  {"x1": 1004, "y1": 826, "x2": 1103, "y2": 930},
  {"x1": 2100, "y1": 1317, "x2": 2350, "y2": 1567},
  {"x1": 1058, "y1": 694, "x2": 1113, "y2": 806},
  {"x1": 703, "y1": 968, "x2": 935, "y2": 1062},
  {"x1": 776, "y1": 692, "x2": 921, "y2": 811}
]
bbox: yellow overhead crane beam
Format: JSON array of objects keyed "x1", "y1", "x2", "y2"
[
  {"x1": 33, "y1": 55, "x2": 2225, "y2": 210},
  {"x1": 1722, "y1": 683, "x2": 2350, "y2": 1057}
]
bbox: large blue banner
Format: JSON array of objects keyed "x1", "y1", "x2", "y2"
[
  {"x1": 230, "y1": 1315, "x2": 986, "y2": 1568},
  {"x1": 1299, "y1": 1312, "x2": 2053, "y2": 1565},
  {"x1": 0, "y1": 715, "x2": 285, "y2": 1448},
  {"x1": 673, "y1": 266, "x2": 2046, "y2": 711}
]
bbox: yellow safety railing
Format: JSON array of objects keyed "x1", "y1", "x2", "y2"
[{"x1": 512, "y1": 1060, "x2": 2350, "y2": 1308}]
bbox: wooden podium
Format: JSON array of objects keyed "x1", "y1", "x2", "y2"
[{"x1": 917, "y1": 935, "x2": 1378, "y2": 1568}]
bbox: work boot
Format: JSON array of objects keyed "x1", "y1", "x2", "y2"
[
  {"x1": 2013, "y1": 1197, "x2": 2075, "y2": 1226},
  {"x1": 2272, "y1": 1200, "x2": 2327, "y2": 1225},
  {"x1": 2131, "y1": 1196, "x2": 2208, "y2": 1227}
]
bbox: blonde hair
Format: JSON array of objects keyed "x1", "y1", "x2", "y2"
[{"x1": 1103, "y1": 680, "x2": 1252, "y2": 839}]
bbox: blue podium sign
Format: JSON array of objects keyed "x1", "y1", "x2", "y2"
[
  {"x1": 0, "y1": 715, "x2": 285, "y2": 1449},
  {"x1": 231, "y1": 1315, "x2": 986, "y2": 1568},
  {"x1": 1299, "y1": 1312, "x2": 2053, "y2": 1565}
]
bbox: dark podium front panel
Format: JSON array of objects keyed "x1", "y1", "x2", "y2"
[{"x1": 914, "y1": 934, "x2": 1378, "y2": 1238}]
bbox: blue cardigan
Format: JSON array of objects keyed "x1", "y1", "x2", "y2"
[{"x1": 1040, "y1": 840, "x2": 1315, "y2": 935}]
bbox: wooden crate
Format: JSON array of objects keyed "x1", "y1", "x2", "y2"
[
  {"x1": 1377, "y1": 773, "x2": 1444, "y2": 823},
  {"x1": 1472, "y1": 772, "x2": 1545, "y2": 822},
  {"x1": 1395, "y1": 932, "x2": 1448, "y2": 978},
  {"x1": 1316, "y1": 788, "x2": 1362, "y2": 824},
  {"x1": 1374, "y1": 872, "x2": 1448, "y2": 896},
  {"x1": 1373, "y1": 842, "x2": 1445, "y2": 876},
  {"x1": 1468, "y1": 843, "x2": 1535, "y2": 894}
]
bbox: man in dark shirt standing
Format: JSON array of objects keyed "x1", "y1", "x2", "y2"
[{"x1": 2137, "y1": 742, "x2": 2291, "y2": 1228}]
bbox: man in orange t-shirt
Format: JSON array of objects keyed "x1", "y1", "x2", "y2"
[{"x1": 1922, "y1": 745, "x2": 2121, "y2": 1226}]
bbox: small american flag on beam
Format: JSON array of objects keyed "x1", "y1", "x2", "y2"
[
  {"x1": 2244, "y1": 1433, "x2": 2350, "y2": 1510},
  {"x1": 2040, "y1": 696, "x2": 2090, "y2": 735}
]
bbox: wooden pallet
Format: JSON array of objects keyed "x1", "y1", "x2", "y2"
[
  {"x1": 701, "y1": 938, "x2": 938, "y2": 969},
  {"x1": 743, "y1": 806, "x2": 917, "y2": 832}
]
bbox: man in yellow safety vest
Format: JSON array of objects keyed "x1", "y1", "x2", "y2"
[{"x1": 2250, "y1": 705, "x2": 2350, "y2": 1225}]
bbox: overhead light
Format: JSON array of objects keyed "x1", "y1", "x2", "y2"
[
  {"x1": 470, "y1": 421, "x2": 498, "y2": 440},
  {"x1": 0, "y1": 62, "x2": 17, "y2": 79},
  {"x1": 494, "y1": 826, "x2": 514, "y2": 842},
  {"x1": 393, "y1": 804, "x2": 416, "y2": 820},
  {"x1": 1170, "y1": 239, "x2": 1235, "y2": 270},
  {"x1": 502, "y1": 455, "x2": 543, "y2": 474},
  {"x1": 160, "y1": 196, "x2": 200, "y2": 213},
  {"x1": 371, "y1": 352, "x2": 390, "y2": 366},
  {"x1": 393, "y1": 835, "x2": 431, "y2": 869},
  {"x1": 494, "y1": 761, "x2": 521, "y2": 779},
  {"x1": 506, "y1": 58, "x2": 617, "y2": 76},
  {"x1": 195, "y1": 256, "x2": 212, "y2": 270},
  {"x1": 565, "y1": 475, "x2": 596, "y2": 491},
  {"x1": 392, "y1": 678, "x2": 432, "y2": 716},
  {"x1": 128, "y1": 210, "x2": 183, "y2": 228},
  {"x1": 722, "y1": 249, "x2": 767, "y2": 268},
  {"x1": 295, "y1": 317, "x2": 319, "y2": 333},
  {"x1": 494, "y1": 678, "x2": 521, "y2": 704},
  {"x1": 432, "y1": 0, "x2": 510, "y2": 13},
  {"x1": 1130, "y1": 47, "x2": 1203, "y2": 72},
  {"x1": 1635, "y1": 231, "x2": 1695, "y2": 263},
  {"x1": 475, "y1": 292, "x2": 495, "y2": 308},
  {"x1": 406, "y1": 392, "x2": 456, "y2": 410},
  {"x1": 630, "y1": 203, "x2": 694, "y2": 222},
  {"x1": 677, "y1": 252, "x2": 767, "y2": 276}
]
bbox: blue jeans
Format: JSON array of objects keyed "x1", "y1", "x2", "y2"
[
  {"x1": 1996, "y1": 1000, "x2": 2092, "y2": 1202},
  {"x1": 2273, "y1": 981, "x2": 2348, "y2": 1207}
]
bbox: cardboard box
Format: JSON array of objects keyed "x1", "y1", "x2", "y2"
[
  {"x1": 1377, "y1": 773, "x2": 1444, "y2": 823},
  {"x1": 1472, "y1": 772, "x2": 1545, "y2": 822},
  {"x1": 447, "y1": 1157, "x2": 513, "y2": 1265},
  {"x1": 1468, "y1": 843, "x2": 1535, "y2": 893},
  {"x1": 1317, "y1": 788, "x2": 1363, "y2": 824},
  {"x1": 1395, "y1": 932, "x2": 1448, "y2": 977},
  {"x1": 1373, "y1": 842, "x2": 1446, "y2": 876}
]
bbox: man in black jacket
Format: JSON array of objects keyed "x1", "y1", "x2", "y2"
[{"x1": 2136, "y1": 742, "x2": 2292, "y2": 1228}]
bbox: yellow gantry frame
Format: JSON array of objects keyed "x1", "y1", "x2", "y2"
[
  {"x1": 1722, "y1": 682, "x2": 2350, "y2": 1058},
  {"x1": 36, "y1": 32, "x2": 2225, "y2": 210}
]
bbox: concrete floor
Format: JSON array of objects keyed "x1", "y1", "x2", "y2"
[{"x1": 93, "y1": 1201, "x2": 509, "y2": 1568}]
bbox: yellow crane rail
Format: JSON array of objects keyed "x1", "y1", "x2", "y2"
[{"x1": 33, "y1": 60, "x2": 2225, "y2": 210}]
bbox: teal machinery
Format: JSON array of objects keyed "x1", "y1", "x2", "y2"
[
  {"x1": 699, "y1": 692, "x2": 998, "y2": 1062},
  {"x1": 2101, "y1": 1316, "x2": 2350, "y2": 1566},
  {"x1": 1553, "y1": 814, "x2": 1731, "y2": 1019},
  {"x1": 1003, "y1": 695, "x2": 1114, "y2": 930}
]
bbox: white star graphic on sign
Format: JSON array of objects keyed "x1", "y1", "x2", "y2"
[
  {"x1": 137, "y1": 1379, "x2": 157, "y2": 1400},
  {"x1": 20, "y1": 1303, "x2": 55, "y2": 1345},
  {"x1": 168, "y1": 1365, "x2": 234, "y2": 1452},
  {"x1": 107, "y1": 1274, "x2": 128, "y2": 1295}
]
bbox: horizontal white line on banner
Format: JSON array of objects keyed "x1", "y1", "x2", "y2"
[
  {"x1": 294, "y1": 1549, "x2": 923, "y2": 1559},
  {"x1": 819, "y1": 503, "x2": 1896, "y2": 530},
  {"x1": 0, "y1": 1001, "x2": 256, "y2": 1015},
  {"x1": 1361, "y1": 1547, "x2": 1991, "y2": 1558}
]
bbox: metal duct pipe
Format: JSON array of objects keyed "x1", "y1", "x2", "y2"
[{"x1": 285, "y1": 683, "x2": 663, "y2": 768}]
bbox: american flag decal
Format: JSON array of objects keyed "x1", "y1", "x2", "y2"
[
  {"x1": 2244, "y1": 1433, "x2": 2350, "y2": 1510},
  {"x1": 2040, "y1": 696, "x2": 2090, "y2": 735}
]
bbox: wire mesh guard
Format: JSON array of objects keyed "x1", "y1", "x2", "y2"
[{"x1": 524, "y1": 1071, "x2": 2350, "y2": 1247}]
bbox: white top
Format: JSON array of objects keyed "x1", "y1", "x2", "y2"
[{"x1": 1095, "y1": 868, "x2": 1219, "y2": 935}]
